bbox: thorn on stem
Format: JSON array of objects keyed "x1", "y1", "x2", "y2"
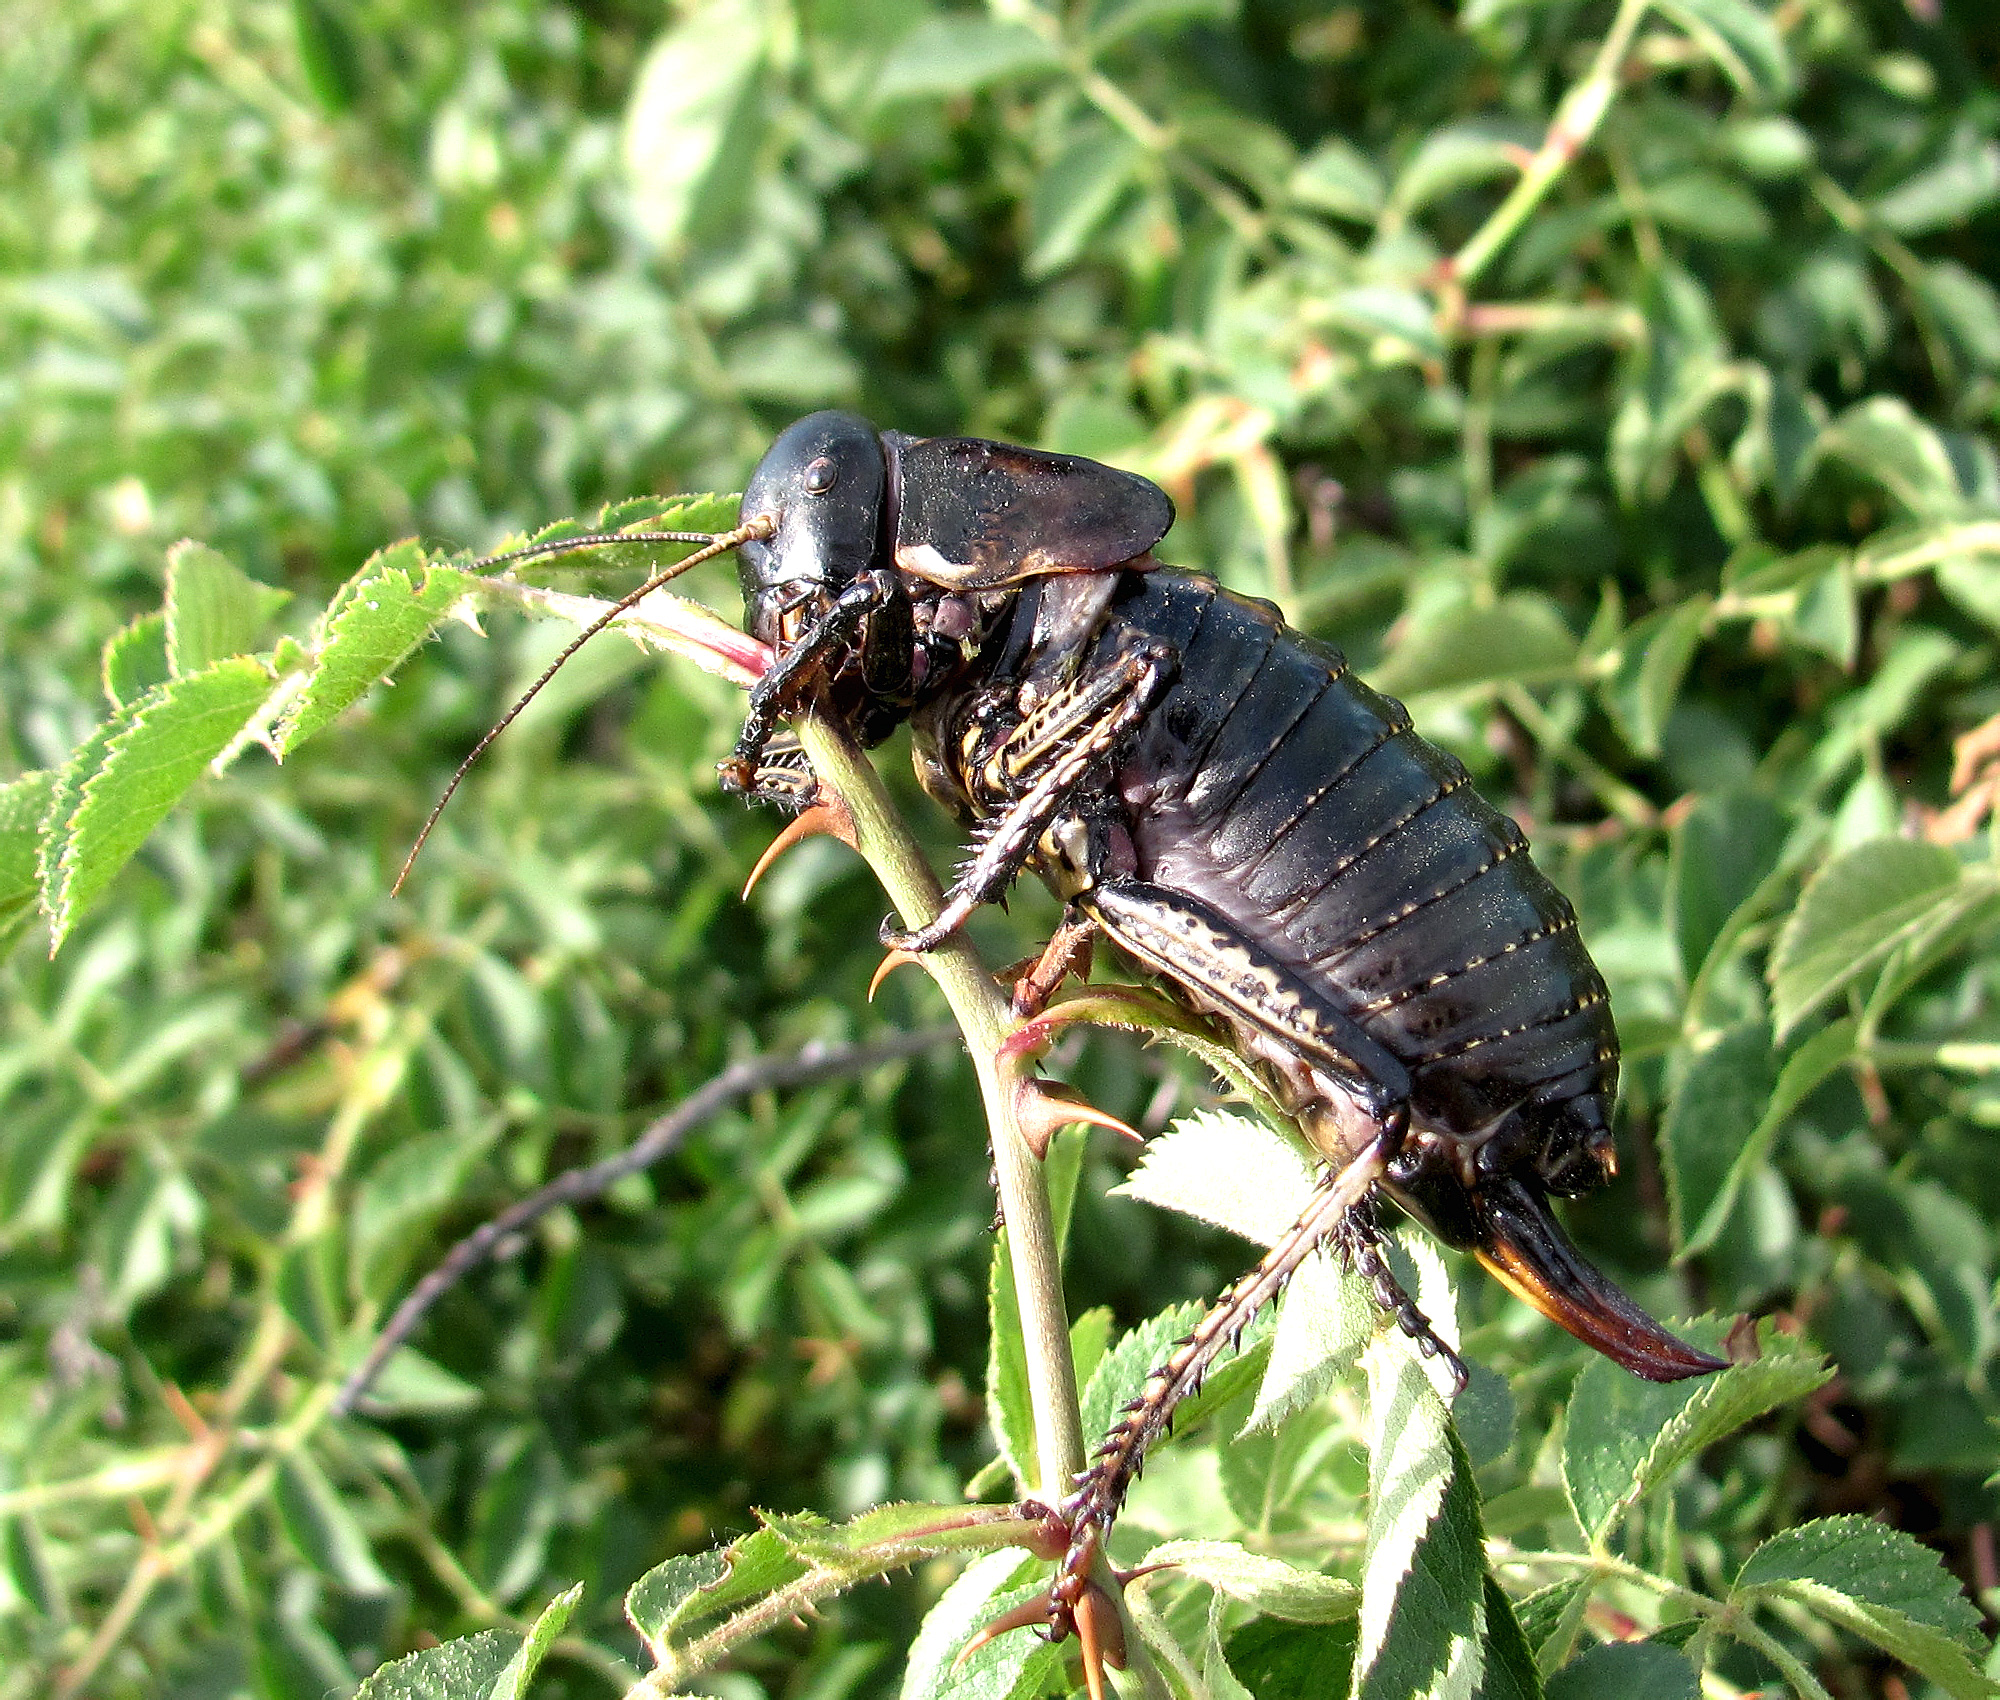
[{"x1": 740, "y1": 794, "x2": 858, "y2": 901}]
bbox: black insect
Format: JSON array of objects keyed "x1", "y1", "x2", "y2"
[{"x1": 711, "y1": 410, "x2": 1724, "y2": 1656}]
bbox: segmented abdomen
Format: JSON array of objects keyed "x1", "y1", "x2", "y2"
[{"x1": 1099, "y1": 572, "x2": 1616, "y2": 1141}]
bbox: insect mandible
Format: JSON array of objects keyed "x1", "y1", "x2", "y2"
[{"x1": 711, "y1": 410, "x2": 1725, "y2": 1654}]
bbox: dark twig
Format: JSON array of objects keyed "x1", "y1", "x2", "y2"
[{"x1": 334, "y1": 1024, "x2": 958, "y2": 1415}]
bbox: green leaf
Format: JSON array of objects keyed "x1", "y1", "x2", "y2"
[
  {"x1": 1373, "y1": 594, "x2": 1577, "y2": 698},
  {"x1": 1388, "y1": 123, "x2": 1532, "y2": 221},
  {"x1": 874, "y1": 19, "x2": 1059, "y2": 103},
  {"x1": 1246, "y1": 1245, "x2": 1375, "y2": 1433},
  {"x1": 350, "y1": 1124, "x2": 498, "y2": 1300},
  {"x1": 1650, "y1": 0, "x2": 1793, "y2": 103},
  {"x1": 621, "y1": 0, "x2": 767, "y2": 250},
  {"x1": 901, "y1": 1548, "x2": 1063, "y2": 1700},
  {"x1": 359, "y1": 1348, "x2": 483, "y2": 1417},
  {"x1": 1658, "y1": 1023, "x2": 1777, "y2": 1251},
  {"x1": 42, "y1": 658, "x2": 272, "y2": 946},
  {"x1": 0, "y1": 770, "x2": 54, "y2": 948},
  {"x1": 985, "y1": 1233, "x2": 1035, "y2": 1495},
  {"x1": 1603, "y1": 596, "x2": 1711, "y2": 759},
  {"x1": 1085, "y1": 0, "x2": 1237, "y2": 50},
  {"x1": 1512, "y1": 1577, "x2": 1589, "y2": 1673},
  {"x1": 1667, "y1": 789, "x2": 1787, "y2": 987},
  {"x1": 1114, "y1": 1109, "x2": 1318, "y2": 1248},
  {"x1": 1229, "y1": 1617, "x2": 1360, "y2": 1700},
  {"x1": 355, "y1": 1630, "x2": 521, "y2": 1700},
  {"x1": 487, "y1": 1582, "x2": 581, "y2": 1700},
  {"x1": 1679, "y1": 1018, "x2": 1856, "y2": 1258},
  {"x1": 163, "y1": 539, "x2": 290, "y2": 675},
  {"x1": 274, "y1": 546, "x2": 473, "y2": 754},
  {"x1": 1812, "y1": 397, "x2": 1966, "y2": 518},
  {"x1": 1138, "y1": 1538, "x2": 1359, "y2": 1622},
  {"x1": 274, "y1": 1451, "x2": 393, "y2": 1596},
  {"x1": 1322, "y1": 286, "x2": 1444, "y2": 363},
  {"x1": 1352, "y1": 1339, "x2": 1486, "y2": 1700},
  {"x1": 626, "y1": 1550, "x2": 732, "y2": 1655},
  {"x1": 1291, "y1": 138, "x2": 1387, "y2": 223},
  {"x1": 1542, "y1": 1641, "x2": 1697, "y2": 1700},
  {"x1": 1767, "y1": 838, "x2": 1965, "y2": 1037},
  {"x1": 1028, "y1": 128, "x2": 1142, "y2": 278},
  {"x1": 1476, "y1": 1578, "x2": 1546, "y2": 1700},
  {"x1": 1734, "y1": 1517, "x2": 1993, "y2": 1699},
  {"x1": 101, "y1": 610, "x2": 169, "y2": 709},
  {"x1": 291, "y1": 0, "x2": 363, "y2": 115},
  {"x1": 1563, "y1": 1319, "x2": 1829, "y2": 1544},
  {"x1": 1872, "y1": 140, "x2": 2000, "y2": 240}
]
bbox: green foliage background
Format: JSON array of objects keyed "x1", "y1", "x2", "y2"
[{"x1": 4, "y1": 0, "x2": 1999, "y2": 1696}]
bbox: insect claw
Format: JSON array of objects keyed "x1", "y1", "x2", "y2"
[
  {"x1": 740, "y1": 796, "x2": 857, "y2": 901},
  {"x1": 868, "y1": 948, "x2": 924, "y2": 1002}
]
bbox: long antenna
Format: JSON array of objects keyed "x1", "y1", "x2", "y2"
[{"x1": 392, "y1": 515, "x2": 775, "y2": 895}]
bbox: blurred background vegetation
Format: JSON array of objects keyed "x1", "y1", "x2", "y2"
[{"x1": 3, "y1": 0, "x2": 1999, "y2": 1695}]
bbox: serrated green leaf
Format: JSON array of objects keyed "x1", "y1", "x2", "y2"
[
  {"x1": 1373, "y1": 594, "x2": 1577, "y2": 698},
  {"x1": 0, "y1": 770, "x2": 54, "y2": 948},
  {"x1": 1659, "y1": 1023, "x2": 1776, "y2": 1251},
  {"x1": 101, "y1": 610, "x2": 169, "y2": 709},
  {"x1": 626, "y1": 1550, "x2": 732, "y2": 1654},
  {"x1": 164, "y1": 539, "x2": 290, "y2": 674},
  {"x1": 1542, "y1": 1641, "x2": 1697, "y2": 1700},
  {"x1": 1650, "y1": 0, "x2": 1793, "y2": 102},
  {"x1": 1679, "y1": 1018, "x2": 1856, "y2": 1258},
  {"x1": 1767, "y1": 838, "x2": 1966, "y2": 1037},
  {"x1": 1512, "y1": 1577, "x2": 1589, "y2": 1673},
  {"x1": 1246, "y1": 1245, "x2": 1375, "y2": 1434},
  {"x1": 43, "y1": 658, "x2": 272, "y2": 945},
  {"x1": 874, "y1": 19, "x2": 1059, "y2": 103},
  {"x1": 355, "y1": 1629, "x2": 521, "y2": 1700},
  {"x1": 1353, "y1": 1336, "x2": 1485, "y2": 1700},
  {"x1": 1228, "y1": 1616, "x2": 1360, "y2": 1700},
  {"x1": 487, "y1": 1582, "x2": 581, "y2": 1700},
  {"x1": 984, "y1": 1233, "x2": 1034, "y2": 1495},
  {"x1": 1139, "y1": 1538, "x2": 1359, "y2": 1623},
  {"x1": 1114, "y1": 1110, "x2": 1317, "y2": 1248},
  {"x1": 1476, "y1": 1578, "x2": 1546, "y2": 1700},
  {"x1": 274, "y1": 1450, "x2": 393, "y2": 1596},
  {"x1": 1563, "y1": 1319, "x2": 1828, "y2": 1544},
  {"x1": 622, "y1": 0, "x2": 766, "y2": 251},
  {"x1": 763, "y1": 1501, "x2": 1033, "y2": 1566},
  {"x1": 488, "y1": 493, "x2": 742, "y2": 582},
  {"x1": 275, "y1": 546, "x2": 473, "y2": 754},
  {"x1": 1735, "y1": 1517, "x2": 1993, "y2": 1699}
]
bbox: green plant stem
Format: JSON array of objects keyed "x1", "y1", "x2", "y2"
[
  {"x1": 795, "y1": 716, "x2": 1087, "y2": 1503},
  {"x1": 1449, "y1": 0, "x2": 1652, "y2": 288}
]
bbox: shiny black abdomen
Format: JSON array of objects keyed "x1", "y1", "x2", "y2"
[{"x1": 1094, "y1": 571, "x2": 1617, "y2": 1152}]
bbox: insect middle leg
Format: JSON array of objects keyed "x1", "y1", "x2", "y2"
[{"x1": 883, "y1": 640, "x2": 1172, "y2": 953}]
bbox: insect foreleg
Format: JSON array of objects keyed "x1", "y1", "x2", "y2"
[
  {"x1": 883, "y1": 643, "x2": 1171, "y2": 953},
  {"x1": 723, "y1": 569, "x2": 900, "y2": 792}
]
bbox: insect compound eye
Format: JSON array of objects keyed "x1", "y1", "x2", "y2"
[{"x1": 802, "y1": 455, "x2": 839, "y2": 495}]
